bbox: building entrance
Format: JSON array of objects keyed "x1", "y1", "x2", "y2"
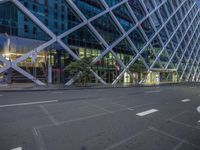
[
  {"x1": 8, "y1": 48, "x2": 71, "y2": 84},
  {"x1": 47, "y1": 50, "x2": 71, "y2": 84}
]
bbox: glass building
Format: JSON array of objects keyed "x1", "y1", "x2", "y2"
[
  {"x1": 0, "y1": 0, "x2": 200, "y2": 85},
  {"x1": 196, "y1": 0, "x2": 200, "y2": 7}
]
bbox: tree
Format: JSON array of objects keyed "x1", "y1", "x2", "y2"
[
  {"x1": 129, "y1": 60, "x2": 147, "y2": 73},
  {"x1": 128, "y1": 60, "x2": 148, "y2": 84},
  {"x1": 65, "y1": 57, "x2": 93, "y2": 86}
]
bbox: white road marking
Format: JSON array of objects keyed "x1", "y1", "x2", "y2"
[
  {"x1": 173, "y1": 140, "x2": 185, "y2": 150},
  {"x1": 168, "y1": 111, "x2": 188, "y2": 120},
  {"x1": 198, "y1": 120, "x2": 200, "y2": 123},
  {"x1": 32, "y1": 127, "x2": 45, "y2": 150},
  {"x1": 0, "y1": 100, "x2": 58, "y2": 108},
  {"x1": 96, "y1": 89, "x2": 104, "y2": 92},
  {"x1": 127, "y1": 107, "x2": 134, "y2": 111},
  {"x1": 40, "y1": 105, "x2": 58, "y2": 125},
  {"x1": 181, "y1": 99, "x2": 191, "y2": 102},
  {"x1": 0, "y1": 94, "x2": 3, "y2": 96},
  {"x1": 170, "y1": 119, "x2": 199, "y2": 130},
  {"x1": 52, "y1": 91, "x2": 64, "y2": 94},
  {"x1": 145, "y1": 90, "x2": 161, "y2": 94},
  {"x1": 136, "y1": 109, "x2": 158, "y2": 116},
  {"x1": 197, "y1": 106, "x2": 200, "y2": 113},
  {"x1": 11, "y1": 147, "x2": 22, "y2": 150},
  {"x1": 36, "y1": 108, "x2": 128, "y2": 129},
  {"x1": 189, "y1": 87, "x2": 196, "y2": 89},
  {"x1": 83, "y1": 101, "x2": 112, "y2": 113},
  {"x1": 150, "y1": 127, "x2": 200, "y2": 149},
  {"x1": 104, "y1": 129, "x2": 149, "y2": 150}
]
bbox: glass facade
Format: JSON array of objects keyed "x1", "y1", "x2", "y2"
[{"x1": 0, "y1": 0, "x2": 200, "y2": 85}]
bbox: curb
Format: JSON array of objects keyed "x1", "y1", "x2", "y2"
[{"x1": 0, "y1": 82, "x2": 198, "y2": 92}]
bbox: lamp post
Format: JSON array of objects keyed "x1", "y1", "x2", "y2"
[{"x1": 31, "y1": 50, "x2": 37, "y2": 82}]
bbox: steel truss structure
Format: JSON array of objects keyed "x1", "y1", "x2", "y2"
[{"x1": 0, "y1": 0, "x2": 200, "y2": 85}]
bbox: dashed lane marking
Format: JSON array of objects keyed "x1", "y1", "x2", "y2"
[
  {"x1": 127, "y1": 107, "x2": 134, "y2": 111},
  {"x1": 52, "y1": 91, "x2": 64, "y2": 94},
  {"x1": 136, "y1": 109, "x2": 159, "y2": 117},
  {"x1": 197, "y1": 106, "x2": 200, "y2": 113},
  {"x1": 189, "y1": 87, "x2": 196, "y2": 89},
  {"x1": 10, "y1": 147, "x2": 22, "y2": 150},
  {"x1": 181, "y1": 99, "x2": 191, "y2": 102},
  {"x1": 0, "y1": 100, "x2": 59, "y2": 108},
  {"x1": 145, "y1": 90, "x2": 161, "y2": 94}
]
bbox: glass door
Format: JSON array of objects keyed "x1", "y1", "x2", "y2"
[{"x1": 47, "y1": 49, "x2": 73, "y2": 84}]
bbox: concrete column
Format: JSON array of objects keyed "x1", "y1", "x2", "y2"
[{"x1": 48, "y1": 64, "x2": 52, "y2": 84}]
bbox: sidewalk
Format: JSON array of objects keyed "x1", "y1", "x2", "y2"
[
  {"x1": 0, "y1": 83, "x2": 131, "y2": 92},
  {"x1": 0, "y1": 83, "x2": 84, "y2": 92},
  {"x1": 0, "y1": 82, "x2": 198, "y2": 92}
]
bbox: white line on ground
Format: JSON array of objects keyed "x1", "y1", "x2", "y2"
[
  {"x1": 181, "y1": 99, "x2": 191, "y2": 102},
  {"x1": 198, "y1": 120, "x2": 200, "y2": 123},
  {"x1": 173, "y1": 140, "x2": 185, "y2": 150},
  {"x1": 127, "y1": 107, "x2": 134, "y2": 111},
  {"x1": 189, "y1": 87, "x2": 196, "y2": 89},
  {"x1": 36, "y1": 108, "x2": 127, "y2": 129},
  {"x1": 52, "y1": 91, "x2": 64, "y2": 94},
  {"x1": 145, "y1": 90, "x2": 161, "y2": 94},
  {"x1": 11, "y1": 147, "x2": 22, "y2": 150},
  {"x1": 83, "y1": 101, "x2": 112, "y2": 113},
  {"x1": 40, "y1": 105, "x2": 58, "y2": 125},
  {"x1": 95, "y1": 89, "x2": 104, "y2": 92},
  {"x1": 0, "y1": 94, "x2": 3, "y2": 96},
  {"x1": 0, "y1": 100, "x2": 58, "y2": 108},
  {"x1": 197, "y1": 106, "x2": 200, "y2": 113},
  {"x1": 169, "y1": 119, "x2": 200, "y2": 130},
  {"x1": 149, "y1": 126, "x2": 182, "y2": 141},
  {"x1": 136, "y1": 109, "x2": 158, "y2": 117},
  {"x1": 150, "y1": 127, "x2": 200, "y2": 149},
  {"x1": 32, "y1": 127, "x2": 45, "y2": 150},
  {"x1": 104, "y1": 129, "x2": 149, "y2": 150},
  {"x1": 168, "y1": 111, "x2": 188, "y2": 120}
]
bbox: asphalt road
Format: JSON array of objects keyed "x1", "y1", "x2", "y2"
[{"x1": 0, "y1": 84, "x2": 200, "y2": 150}]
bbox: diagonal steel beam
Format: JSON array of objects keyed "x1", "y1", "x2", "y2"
[
  {"x1": 166, "y1": 9, "x2": 200, "y2": 69},
  {"x1": 149, "y1": 1, "x2": 196, "y2": 70},
  {"x1": 180, "y1": 27, "x2": 200, "y2": 80},
  {"x1": 186, "y1": 43, "x2": 200, "y2": 80},
  {"x1": 111, "y1": 0, "x2": 188, "y2": 84},
  {"x1": 0, "y1": 56, "x2": 11, "y2": 73}
]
